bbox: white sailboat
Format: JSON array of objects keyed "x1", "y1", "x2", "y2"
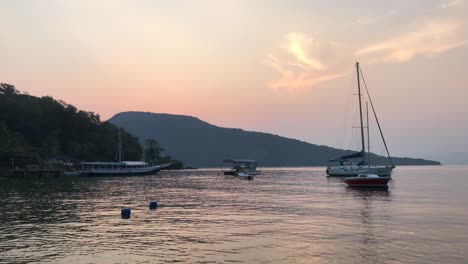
[{"x1": 326, "y1": 62, "x2": 395, "y2": 177}]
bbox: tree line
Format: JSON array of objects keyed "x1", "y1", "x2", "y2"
[{"x1": 0, "y1": 83, "x2": 179, "y2": 169}]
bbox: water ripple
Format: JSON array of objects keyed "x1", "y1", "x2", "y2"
[{"x1": 0, "y1": 166, "x2": 467, "y2": 263}]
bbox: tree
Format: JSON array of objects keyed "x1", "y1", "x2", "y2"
[
  {"x1": 145, "y1": 139, "x2": 164, "y2": 162},
  {"x1": 0, "y1": 84, "x2": 144, "y2": 167},
  {"x1": 0, "y1": 83, "x2": 19, "y2": 95}
]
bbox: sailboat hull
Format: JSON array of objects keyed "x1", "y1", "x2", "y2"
[{"x1": 326, "y1": 165, "x2": 394, "y2": 177}]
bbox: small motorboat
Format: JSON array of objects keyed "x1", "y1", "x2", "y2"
[
  {"x1": 344, "y1": 174, "x2": 391, "y2": 188},
  {"x1": 238, "y1": 172, "x2": 254, "y2": 180},
  {"x1": 62, "y1": 170, "x2": 81, "y2": 176},
  {"x1": 222, "y1": 159, "x2": 261, "y2": 177}
]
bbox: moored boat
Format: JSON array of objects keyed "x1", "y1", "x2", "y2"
[
  {"x1": 326, "y1": 62, "x2": 395, "y2": 177},
  {"x1": 62, "y1": 170, "x2": 81, "y2": 176},
  {"x1": 237, "y1": 172, "x2": 254, "y2": 180},
  {"x1": 344, "y1": 174, "x2": 391, "y2": 188},
  {"x1": 80, "y1": 128, "x2": 174, "y2": 176},
  {"x1": 222, "y1": 159, "x2": 261, "y2": 177},
  {"x1": 80, "y1": 161, "x2": 174, "y2": 176},
  {"x1": 326, "y1": 163, "x2": 394, "y2": 177}
]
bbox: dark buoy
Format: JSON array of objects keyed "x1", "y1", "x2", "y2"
[
  {"x1": 121, "y1": 207, "x2": 131, "y2": 219},
  {"x1": 149, "y1": 201, "x2": 158, "y2": 210}
]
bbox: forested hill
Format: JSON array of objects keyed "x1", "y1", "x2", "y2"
[
  {"x1": 0, "y1": 83, "x2": 142, "y2": 167},
  {"x1": 109, "y1": 111, "x2": 441, "y2": 167}
]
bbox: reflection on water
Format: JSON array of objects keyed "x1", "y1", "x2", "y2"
[
  {"x1": 346, "y1": 188, "x2": 390, "y2": 264},
  {"x1": 0, "y1": 166, "x2": 468, "y2": 263}
]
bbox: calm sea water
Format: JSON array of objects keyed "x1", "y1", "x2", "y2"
[{"x1": 0, "y1": 166, "x2": 467, "y2": 263}]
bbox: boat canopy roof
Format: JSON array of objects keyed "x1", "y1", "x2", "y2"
[
  {"x1": 81, "y1": 161, "x2": 148, "y2": 165},
  {"x1": 222, "y1": 159, "x2": 257, "y2": 164},
  {"x1": 329, "y1": 151, "x2": 363, "y2": 162},
  {"x1": 122, "y1": 161, "x2": 148, "y2": 166}
]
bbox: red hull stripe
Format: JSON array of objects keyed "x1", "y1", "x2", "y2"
[{"x1": 344, "y1": 179, "x2": 390, "y2": 186}]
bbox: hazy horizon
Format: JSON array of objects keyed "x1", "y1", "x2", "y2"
[{"x1": 2, "y1": 0, "x2": 467, "y2": 164}]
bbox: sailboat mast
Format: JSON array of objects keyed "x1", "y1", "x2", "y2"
[
  {"x1": 366, "y1": 102, "x2": 371, "y2": 167},
  {"x1": 118, "y1": 127, "x2": 122, "y2": 163},
  {"x1": 356, "y1": 62, "x2": 366, "y2": 162}
]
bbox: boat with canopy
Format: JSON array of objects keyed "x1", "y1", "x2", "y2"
[
  {"x1": 81, "y1": 128, "x2": 174, "y2": 176},
  {"x1": 222, "y1": 159, "x2": 261, "y2": 179}
]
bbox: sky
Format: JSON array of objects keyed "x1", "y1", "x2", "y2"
[{"x1": 1, "y1": 0, "x2": 468, "y2": 164}]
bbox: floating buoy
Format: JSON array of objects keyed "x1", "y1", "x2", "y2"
[
  {"x1": 149, "y1": 201, "x2": 158, "y2": 210},
  {"x1": 121, "y1": 207, "x2": 131, "y2": 219}
]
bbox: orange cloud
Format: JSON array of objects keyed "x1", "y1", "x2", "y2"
[
  {"x1": 266, "y1": 17, "x2": 468, "y2": 92},
  {"x1": 355, "y1": 19, "x2": 468, "y2": 63},
  {"x1": 265, "y1": 33, "x2": 349, "y2": 91},
  {"x1": 286, "y1": 32, "x2": 325, "y2": 71},
  {"x1": 441, "y1": 0, "x2": 464, "y2": 9}
]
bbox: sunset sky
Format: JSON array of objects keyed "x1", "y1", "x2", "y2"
[{"x1": 2, "y1": 0, "x2": 468, "y2": 164}]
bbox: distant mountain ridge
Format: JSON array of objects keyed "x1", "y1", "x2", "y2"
[{"x1": 108, "y1": 111, "x2": 441, "y2": 167}]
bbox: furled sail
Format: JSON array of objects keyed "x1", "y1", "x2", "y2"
[{"x1": 329, "y1": 151, "x2": 363, "y2": 162}]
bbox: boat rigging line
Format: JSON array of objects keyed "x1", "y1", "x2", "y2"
[{"x1": 358, "y1": 66, "x2": 394, "y2": 165}]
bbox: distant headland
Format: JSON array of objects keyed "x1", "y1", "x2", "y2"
[
  {"x1": 0, "y1": 84, "x2": 441, "y2": 173},
  {"x1": 108, "y1": 111, "x2": 441, "y2": 168}
]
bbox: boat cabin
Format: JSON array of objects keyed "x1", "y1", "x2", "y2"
[
  {"x1": 222, "y1": 159, "x2": 261, "y2": 176},
  {"x1": 81, "y1": 161, "x2": 151, "y2": 171},
  {"x1": 357, "y1": 174, "x2": 380, "y2": 178}
]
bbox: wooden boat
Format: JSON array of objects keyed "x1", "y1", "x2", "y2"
[
  {"x1": 80, "y1": 161, "x2": 173, "y2": 176},
  {"x1": 80, "y1": 128, "x2": 174, "y2": 176}
]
